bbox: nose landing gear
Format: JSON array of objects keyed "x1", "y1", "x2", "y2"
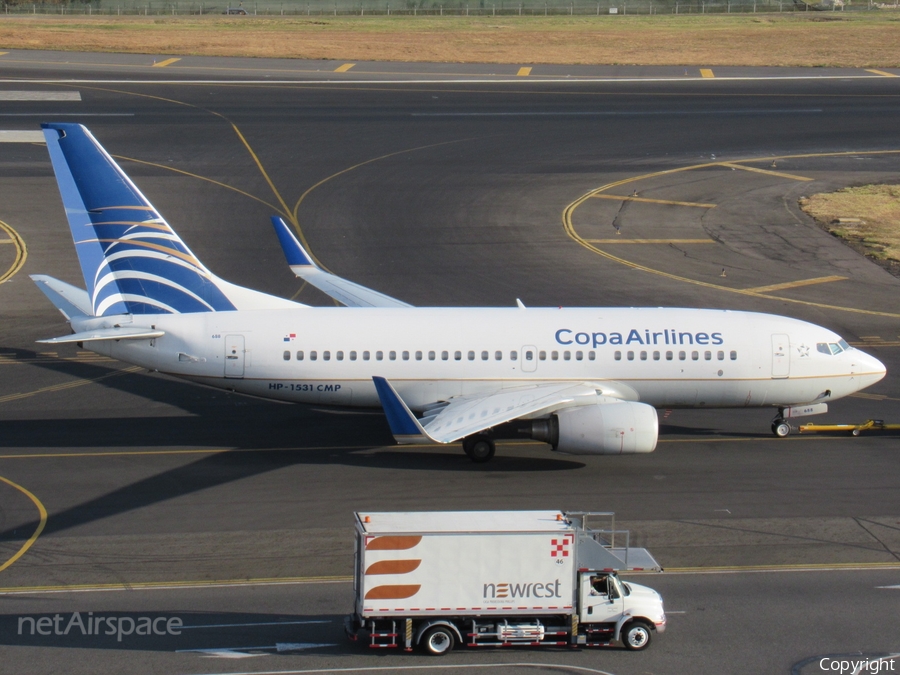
[{"x1": 772, "y1": 411, "x2": 792, "y2": 438}]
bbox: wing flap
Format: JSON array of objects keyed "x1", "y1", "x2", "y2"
[
  {"x1": 271, "y1": 217, "x2": 413, "y2": 308},
  {"x1": 373, "y1": 377, "x2": 601, "y2": 445}
]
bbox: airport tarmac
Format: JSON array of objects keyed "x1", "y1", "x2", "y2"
[{"x1": 0, "y1": 52, "x2": 898, "y2": 673}]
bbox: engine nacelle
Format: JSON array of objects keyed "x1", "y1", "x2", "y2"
[{"x1": 529, "y1": 402, "x2": 658, "y2": 455}]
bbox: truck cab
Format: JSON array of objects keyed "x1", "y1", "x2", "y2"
[{"x1": 579, "y1": 571, "x2": 666, "y2": 650}]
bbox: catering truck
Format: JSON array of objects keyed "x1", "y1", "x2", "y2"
[{"x1": 345, "y1": 510, "x2": 665, "y2": 655}]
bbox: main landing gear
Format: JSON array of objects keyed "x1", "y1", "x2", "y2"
[
  {"x1": 462, "y1": 434, "x2": 495, "y2": 463},
  {"x1": 772, "y1": 410, "x2": 791, "y2": 438}
]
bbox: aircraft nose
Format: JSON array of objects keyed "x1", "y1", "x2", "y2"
[{"x1": 856, "y1": 349, "x2": 887, "y2": 387}]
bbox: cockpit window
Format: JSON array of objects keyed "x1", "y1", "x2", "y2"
[{"x1": 818, "y1": 341, "x2": 850, "y2": 356}]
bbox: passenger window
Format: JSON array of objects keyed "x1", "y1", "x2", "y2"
[
  {"x1": 455, "y1": 351, "x2": 462, "y2": 361},
  {"x1": 679, "y1": 351, "x2": 686, "y2": 361},
  {"x1": 653, "y1": 351, "x2": 660, "y2": 361},
  {"x1": 704, "y1": 351, "x2": 711, "y2": 360},
  {"x1": 523, "y1": 350, "x2": 532, "y2": 361},
  {"x1": 428, "y1": 351, "x2": 435, "y2": 361},
  {"x1": 575, "y1": 351, "x2": 583, "y2": 361},
  {"x1": 614, "y1": 351, "x2": 622, "y2": 361},
  {"x1": 323, "y1": 351, "x2": 331, "y2": 361},
  {"x1": 310, "y1": 351, "x2": 318, "y2": 361},
  {"x1": 296, "y1": 351, "x2": 304, "y2": 361},
  {"x1": 563, "y1": 351, "x2": 571, "y2": 361},
  {"x1": 481, "y1": 351, "x2": 488, "y2": 361},
  {"x1": 551, "y1": 351, "x2": 559, "y2": 361},
  {"x1": 627, "y1": 351, "x2": 634, "y2": 361},
  {"x1": 510, "y1": 351, "x2": 518, "y2": 361},
  {"x1": 363, "y1": 351, "x2": 370, "y2": 361},
  {"x1": 402, "y1": 351, "x2": 409, "y2": 361},
  {"x1": 349, "y1": 351, "x2": 357, "y2": 361},
  {"x1": 416, "y1": 351, "x2": 423, "y2": 361},
  {"x1": 588, "y1": 351, "x2": 596, "y2": 361},
  {"x1": 730, "y1": 351, "x2": 737, "y2": 360},
  {"x1": 691, "y1": 351, "x2": 699, "y2": 361},
  {"x1": 640, "y1": 351, "x2": 647, "y2": 361},
  {"x1": 495, "y1": 351, "x2": 503, "y2": 361},
  {"x1": 442, "y1": 351, "x2": 449, "y2": 361},
  {"x1": 389, "y1": 351, "x2": 397, "y2": 361},
  {"x1": 666, "y1": 351, "x2": 673, "y2": 361},
  {"x1": 376, "y1": 351, "x2": 383, "y2": 361},
  {"x1": 539, "y1": 351, "x2": 546, "y2": 361},
  {"x1": 336, "y1": 351, "x2": 344, "y2": 361},
  {"x1": 717, "y1": 351, "x2": 724, "y2": 360},
  {"x1": 283, "y1": 351, "x2": 290, "y2": 361},
  {"x1": 468, "y1": 351, "x2": 475, "y2": 361}
]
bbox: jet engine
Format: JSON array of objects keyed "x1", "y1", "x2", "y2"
[{"x1": 527, "y1": 401, "x2": 658, "y2": 455}]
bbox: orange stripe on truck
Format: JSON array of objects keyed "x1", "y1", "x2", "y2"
[
  {"x1": 365, "y1": 535, "x2": 422, "y2": 550},
  {"x1": 364, "y1": 584, "x2": 421, "y2": 600},
  {"x1": 366, "y1": 559, "x2": 422, "y2": 575}
]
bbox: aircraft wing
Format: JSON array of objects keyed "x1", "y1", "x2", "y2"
[
  {"x1": 373, "y1": 377, "x2": 601, "y2": 444},
  {"x1": 271, "y1": 217, "x2": 413, "y2": 308}
]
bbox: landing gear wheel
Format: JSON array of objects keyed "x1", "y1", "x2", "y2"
[
  {"x1": 622, "y1": 621, "x2": 652, "y2": 651},
  {"x1": 421, "y1": 625, "x2": 455, "y2": 656},
  {"x1": 772, "y1": 419, "x2": 791, "y2": 438},
  {"x1": 462, "y1": 435, "x2": 495, "y2": 463}
]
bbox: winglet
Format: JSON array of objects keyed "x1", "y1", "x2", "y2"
[
  {"x1": 270, "y1": 216, "x2": 318, "y2": 269},
  {"x1": 372, "y1": 376, "x2": 434, "y2": 444}
]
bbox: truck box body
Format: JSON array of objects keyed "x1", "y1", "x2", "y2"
[{"x1": 356, "y1": 511, "x2": 578, "y2": 618}]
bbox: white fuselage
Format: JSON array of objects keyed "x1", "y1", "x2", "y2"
[{"x1": 73, "y1": 306, "x2": 886, "y2": 412}]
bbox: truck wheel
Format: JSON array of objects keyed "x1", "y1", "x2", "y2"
[
  {"x1": 421, "y1": 625, "x2": 455, "y2": 655},
  {"x1": 622, "y1": 621, "x2": 651, "y2": 651}
]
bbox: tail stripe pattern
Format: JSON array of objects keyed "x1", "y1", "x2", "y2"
[{"x1": 42, "y1": 123, "x2": 236, "y2": 316}]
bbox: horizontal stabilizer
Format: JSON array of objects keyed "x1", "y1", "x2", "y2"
[
  {"x1": 271, "y1": 217, "x2": 413, "y2": 309},
  {"x1": 30, "y1": 274, "x2": 92, "y2": 319},
  {"x1": 38, "y1": 327, "x2": 165, "y2": 344}
]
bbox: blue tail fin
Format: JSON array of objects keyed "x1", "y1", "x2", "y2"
[{"x1": 42, "y1": 123, "x2": 237, "y2": 316}]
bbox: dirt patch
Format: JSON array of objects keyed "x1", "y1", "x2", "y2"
[
  {"x1": 1, "y1": 15, "x2": 900, "y2": 67},
  {"x1": 800, "y1": 184, "x2": 900, "y2": 278}
]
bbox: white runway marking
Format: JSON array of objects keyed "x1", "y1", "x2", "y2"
[
  {"x1": 0, "y1": 91, "x2": 80, "y2": 100},
  {"x1": 0, "y1": 130, "x2": 45, "y2": 142},
  {"x1": 190, "y1": 664, "x2": 618, "y2": 674},
  {"x1": 180, "y1": 620, "x2": 331, "y2": 629}
]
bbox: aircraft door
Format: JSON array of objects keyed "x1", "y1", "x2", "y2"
[
  {"x1": 771, "y1": 334, "x2": 790, "y2": 379},
  {"x1": 521, "y1": 345, "x2": 537, "y2": 373},
  {"x1": 224, "y1": 334, "x2": 245, "y2": 378}
]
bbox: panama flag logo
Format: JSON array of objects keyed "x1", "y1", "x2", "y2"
[{"x1": 283, "y1": 333, "x2": 296, "y2": 342}]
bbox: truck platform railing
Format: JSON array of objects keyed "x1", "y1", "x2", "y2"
[{"x1": 565, "y1": 511, "x2": 662, "y2": 572}]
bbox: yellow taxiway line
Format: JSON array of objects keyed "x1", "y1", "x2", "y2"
[
  {"x1": 0, "y1": 475, "x2": 47, "y2": 574},
  {"x1": 517, "y1": 67, "x2": 532, "y2": 77},
  {"x1": 718, "y1": 162, "x2": 813, "y2": 181},
  {"x1": 586, "y1": 238, "x2": 715, "y2": 244},
  {"x1": 865, "y1": 69, "x2": 898, "y2": 78},
  {"x1": 743, "y1": 275, "x2": 848, "y2": 293},
  {"x1": 0, "y1": 220, "x2": 26, "y2": 284},
  {"x1": 591, "y1": 194, "x2": 717, "y2": 208},
  {"x1": 700, "y1": 69, "x2": 715, "y2": 78},
  {"x1": 152, "y1": 58, "x2": 181, "y2": 68},
  {"x1": 334, "y1": 63, "x2": 355, "y2": 73},
  {"x1": 0, "y1": 366, "x2": 141, "y2": 405}
]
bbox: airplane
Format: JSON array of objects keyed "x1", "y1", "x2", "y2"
[{"x1": 30, "y1": 123, "x2": 887, "y2": 462}]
